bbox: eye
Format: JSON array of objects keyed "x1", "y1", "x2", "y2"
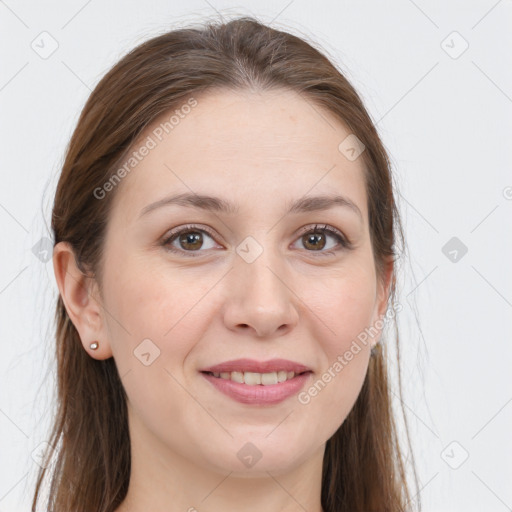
[
  {"x1": 161, "y1": 223, "x2": 352, "y2": 257},
  {"x1": 162, "y1": 224, "x2": 219, "y2": 257},
  {"x1": 293, "y1": 224, "x2": 352, "y2": 257}
]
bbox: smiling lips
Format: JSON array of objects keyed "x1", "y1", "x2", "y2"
[{"x1": 199, "y1": 358, "x2": 313, "y2": 405}]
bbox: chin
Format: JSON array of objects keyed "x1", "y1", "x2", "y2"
[{"x1": 199, "y1": 437, "x2": 309, "y2": 477}]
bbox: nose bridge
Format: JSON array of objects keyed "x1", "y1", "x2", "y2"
[
  {"x1": 234, "y1": 232, "x2": 288, "y2": 300},
  {"x1": 223, "y1": 232, "x2": 299, "y2": 335}
]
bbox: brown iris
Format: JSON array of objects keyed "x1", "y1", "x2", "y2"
[
  {"x1": 302, "y1": 231, "x2": 326, "y2": 251},
  {"x1": 178, "y1": 231, "x2": 203, "y2": 251}
]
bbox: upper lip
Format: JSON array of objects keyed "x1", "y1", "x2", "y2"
[{"x1": 200, "y1": 358, "x2": 312, "y2": 374}]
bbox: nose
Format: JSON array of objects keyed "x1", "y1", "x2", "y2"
[{"x1": 222, "y1": 246, "x2": 299, "y2": 338}]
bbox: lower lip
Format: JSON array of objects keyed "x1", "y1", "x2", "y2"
[{"x1": 200, "y1": 371, "x2": 313, "y2": 405}]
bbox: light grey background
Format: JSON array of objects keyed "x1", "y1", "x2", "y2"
[{"x1": 1, "y1": 1, "x2": 511, "y2": 510}]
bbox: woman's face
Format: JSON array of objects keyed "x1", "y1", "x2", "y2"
[{"x1": 93, "y1": 89, "x2": 390, "y2": 476}]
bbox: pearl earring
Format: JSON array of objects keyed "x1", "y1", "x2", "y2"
[{"x1": 90, "y1": 342, "x2": 99, "y2": 350}]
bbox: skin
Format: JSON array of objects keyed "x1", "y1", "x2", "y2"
[{"x1": 53, "y1": 88, "x2": 393, "y2": 512}]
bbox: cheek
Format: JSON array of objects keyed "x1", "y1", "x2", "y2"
[
  {"x1": 299, "y1": 268, "x2": 376, "y2": 416},
  {"x1": 308, "y1": 265, "x2": 377, "y2": 350},
  {"x1": 103, "y1": 256, "x2": 216, "y2": 368}
]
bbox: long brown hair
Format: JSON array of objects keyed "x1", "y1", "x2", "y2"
[{"x1": 33, "y1": 15, "x2": 420, "y2": 511}]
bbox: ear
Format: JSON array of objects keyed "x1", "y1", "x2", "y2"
[
  {"x1": 52, "y1": 241, "x2": 112, "y2": 360},
  {"x1": 370, "y1": 255, "x2": 395, "y2": 349}
]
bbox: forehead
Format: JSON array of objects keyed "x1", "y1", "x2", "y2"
[{"x1": 110, "y1": 88, "x2": 368, "y2": 223}]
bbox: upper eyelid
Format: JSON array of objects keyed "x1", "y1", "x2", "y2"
[{"x1": 164, "y1": 224, "x2": 220, "y2": 243}]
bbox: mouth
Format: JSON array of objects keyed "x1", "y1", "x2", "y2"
[{"x1": 198, "y1": 358, "x2": 313, "y2": 404}]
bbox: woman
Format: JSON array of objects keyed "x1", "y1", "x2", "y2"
[{"x1": 32, "y1": 15, "x2": 420, "y2": 512}]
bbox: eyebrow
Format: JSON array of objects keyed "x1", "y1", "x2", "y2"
[{"x1": 138, "y1": 192, "x2": 363, "y2": 220}]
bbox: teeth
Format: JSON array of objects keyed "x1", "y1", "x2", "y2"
[
  {"x1": 244, "y1": 372, "x2": 261, "y2": 385},
  {"x1": 277, "y1": 370, "x2": 288, "y2": 383},
  {"x1": 210, "y1": 370, "x2": 299, "y2": 385},
  {"x1": 231, "y1": 371, "x2": 244, "y2": 383},
  {"x1": 262, "y1": 372, "x2": 278, "y2": 385}
]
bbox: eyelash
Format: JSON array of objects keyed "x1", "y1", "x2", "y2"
[{"x1": 161, "y1": 223, "x2": 352, "y2": 258}]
